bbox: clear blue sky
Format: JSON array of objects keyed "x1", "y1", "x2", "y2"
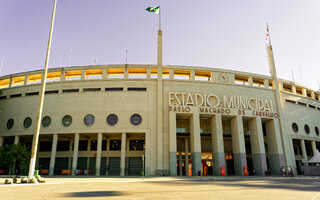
[{"x1": 1, "y1": 0, "x2": 320, "y2": 89}]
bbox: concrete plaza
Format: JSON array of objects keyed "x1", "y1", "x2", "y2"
[{"x1": 1, "y1": 176, "x2": 320, "y2": 200}]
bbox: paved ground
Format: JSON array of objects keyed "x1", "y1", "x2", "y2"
[{"x1": 1, "y1": 176, "x2": 320, "y2": 200}]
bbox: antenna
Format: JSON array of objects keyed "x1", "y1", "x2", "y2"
[
  {"x1": 291, "y1": 69, "x2": 295, "y2": 82},
  {"x1": 62, "y1": 54, "x2": 66, "y2": 66},
  {"x1": 68, "y1": 48, "x2": 72, "y2": 66},
  {"x1": 94, "y1": 58, "x2": 98, "y2": 65}
]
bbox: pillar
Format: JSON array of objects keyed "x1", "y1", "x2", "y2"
[
  {"x1": 169, "y1": 69, "x2": 174, "y2": 80},
  {"x1": 190, "y1": 70, "x2": 195, "y2": 81},
  {"x1": 185, "y1": 138, "x2": 189, "y2": 176},
  {"x1": 106, "y1": 157, "x2": 109, "y2": 176},
  {"x1": 248, "y1": 117, "x2": 267, "y2": 176},
  {"x1": 49, "y1": 134, "x2": 58, "y2": 176},
  {"x1": 81, "y1": 70, "x2": 85, "y2": 80},
  {"x1": 14, "y1": 135, "x2": 20, "y2": 144},
  {"x1": 264, "y1": 79, "x2": 269, "y2": 88},
  {"x1": 102, "y1": 69, "x2": 107, "y2": 79},
  {"x1": 146, "y1": 68, "x2": 151, "y2": 79},
  {"x1": 24, "y1": 75, "x2": 28, "y2": 85},
  {"x1": 124, "y1": 67, "x2": 129, "y2": 79},
  {"x1": 302, "y1": 88, "x2": 307, "y2": 97},
  {"x1": 265, "y1": 119, "x2": 284, "y2": 175},
  {"x1": 169, "y1": 111, "x2": 177, "y2": 176},
  {"x1": 71, "y1": 133, "x2": 79, "y2": 176},
  {"x1": 231, "y1": 116, "x2": 247, "y2": 176},
  {"x1": 95, "y1": 133, "x2": 102, "y2": 176},
  {"x1": 120, "y1": 133, "x2": 126, "y2": 176},
  {"x1": 300, "y1": 139, "x2": 308, "y2": 166},
  {"x1": 248, "y1": 77, "x2": 253, "y2": 86},
  {"x1": 60, "y1": 71, "x2": 65, "y2": 81},
  {"x1": 311, "y1": 141, "x2": 319, "y2": 166},
  {"x1": 190, "y1": 112, "x2": 202, "y2": 176},
  {"x1": 292, "y1": 85, "x2": 296, "y2": 94},
  {"x1": 211, "y1": 114, "x2": 225, "y2": 176}
]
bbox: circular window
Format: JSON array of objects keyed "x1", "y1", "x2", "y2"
[
  {"x1": 23, "y1": 117, "x2": 32, "y2": 128},
  {"x1": 304, "y1": 124, "x2": 310, "y2": 134},
  {"x1": 292, "y1": 123, "x2": 298, "y2": 133},
  {"x1": 107, "y1": 114, "x2": 118, "y2": 126},
  {"x1": 315, "y1": 127, "x2": 319, "y2": 136},
  {"x1": 42, "y1": 116, "x2": 51, "y2": 127},
  {"x1": 6, "y1": 119, "x2": 14, "y2": 129},
  {"x1": 62, "y1": 115, "x2": 72, "y2": 127},
  {"x1": 84, "y1": 114, "x2": 95, "y2": 126},
  {"x1": 130, "y1": 114, "x2": 142, "y2": 126}
]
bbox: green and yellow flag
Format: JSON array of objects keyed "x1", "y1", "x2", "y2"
[{"x1": 146, "y1": 6, "x2": 160, "y2": 14}]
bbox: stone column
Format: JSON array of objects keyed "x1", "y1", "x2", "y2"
[
  {"x1": 264, "y1": 79, "x2": 269, "y2": 88},
  {"x1": 71, "y1": 133, "x2": 79, "y2": 176},
  {"x1": 300, "y1": 139, "x2": 308, "y2": 166},
  {"x1": 185, "y1": 138, "x2": 189, "y2": 176},
  {"x1": 14, "y1": 135, "x2": 20, "y2": 144},
  {"x1": 0, "y1": 136, "x2": 3, "y2": 146},
  {"x1": 60, "y1": 71, "x2": 65, "y2": 81},
  {"x1": 248, "y1": 77, "x2": 253, "y2": 86},
  {"x1": 49, "y1": 134, "x2": 58, "y2": 176},
  {"x1": 211, "y1": 114, "x2": 225, "y2": 176},
  {"x1": 190, "y1": 70, "x2": 195, "y2": 81},
  {"x1": 81, "y1": 70, "x2": 85, "y2": 80},
  {"x1": 24, "y1": 75, "x2": 28, "y2": 85},
  {"x1": 120, "y1": 133, "x2": 126, "y2": 176},
  {"x1": 249, "y1": 117, "x2": 267, "y2": 176},
  {"x1": 169, "y1": 111, "x2": 177, "y2": 176},
  {"x1": 190, "y1": 112, "x2": 202, "y2": 176},
  {"x1": 95, "y1": 133, "x2": 102, "y2": 176},
  {"x1": 106, "y1": 157, "x2": 109, "y2": 176},
  {"x1": 146, "y1": 68, "x2": 151, "y2": 79},
  {"x1": 292, "y1": 86, "x2": 296, "y2": 94},
  {"x1": 169, "y1": 69, "x2": 174, "y2": 80},
  {"x1": 102, "y1": 69, "x2": 107, "y2": 79},
  {"x1": 265, "y1": 119, "x2": 284, "y2": 175},
  {"x1": 231, "y1": 116, "x2": 247, "y2": 176}
]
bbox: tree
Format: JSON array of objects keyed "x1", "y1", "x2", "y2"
[{"x1": 0, "y1": 144, "x2": 31, "y2": 175}]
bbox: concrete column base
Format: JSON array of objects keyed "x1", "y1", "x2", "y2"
[
  {"x1": 233, "y1": 153, "x2": 247, "y2": 176},
  {"x1": 49, "y1": 166, "x2": 54, "y2": 176},
  {"x1": 213, "y1": 152, "x2": 225, "y2": 176},
  {"x1": 252, "y1": 153, "x2": 267, "y2": 176},
  {"x1": 269, "y1": 154, "x2": 283, "y2": 175},
  {"x1": 169, "y1": 152, "x2": 177, "y2": 176},
  {"x1": 191, "y1": 152, "x2": 202, "y2": 176}
]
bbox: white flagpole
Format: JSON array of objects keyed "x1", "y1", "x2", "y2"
[{"x1": 28, "y1": 0, "x2": 57, "y2": 180}]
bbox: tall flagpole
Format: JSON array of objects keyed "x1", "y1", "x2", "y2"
[{"x1": 28, "y1": 0, "x2": 57, "y2": 180}]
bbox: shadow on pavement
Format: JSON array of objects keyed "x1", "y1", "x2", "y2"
[
  {"x1": 65, "y1": 191, "x2": 122, "y2": 197},
  {"x1": 147, "y1": 178, "x2": 320, "y2": 192}
]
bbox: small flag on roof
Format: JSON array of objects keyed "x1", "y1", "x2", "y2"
[
  {"x1": 266, "y1": 23, "x2": 270, "y2": 41},
  {"x1": 146, "y1": 6, "x2": 160, "y2": 14}
]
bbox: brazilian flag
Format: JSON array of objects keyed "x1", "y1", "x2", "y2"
[{"x1": 146, "y1": 6, "x2": 160, "y2": 14}]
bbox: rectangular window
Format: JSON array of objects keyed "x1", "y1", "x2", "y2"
[
  {"x1": 105, "y1": 87, "x2": 123, "y2": 91},
  {"x1": 102, "y1": 140, "x2": 107, "y2": 151},
  {"x1": 109, "y1": 140, "x2": 121, "y2": 151},
  {"x1": 63, "y1": 89, "x2": 79, "y2": 93},
  {"x1": 26, "y1": 92, "x2": 39, "y2": 96},
  {"x1": 0, "y1": 96, "x2": 6, "y2": 100},
  {"x1": 45, "y1": 90, "x2": 59, "y2": 94},
  {"x1": 309, "y1": 105, "x2": 316, "y2": 109},
  {"x1": 39, "y1": 141, "x2": 52, "y2": 152},
  {"x1": 127, "y1": 88, "x2": 147, "y2": 91},
  {"x1": 79, "y1": 140, "x2": 88, "y2": 151},
  {"x1": 129, "y1": 140, "x2": 145, "y2": 151},
  {"x1": 90, "y1": 140, "x2": 97, "y2": 151},
  {"x1": 10, "y1": 94, "x2": 22, "y2": 98},
  {"x1": 298, "y1": 102, "x2": 307, "y2": 106},
  {"x1": 83, "y1": 88, "x2": 101, "y2": 92},
  {"x1": 285, "y1": 99, "x2": 296, "y2": 104},
  {"x1": 56, "y1": 141, "x2": 70, "y2": 151}
]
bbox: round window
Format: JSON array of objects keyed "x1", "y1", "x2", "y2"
[
  {"x1": 62, "y1": 115, "x2": 72, "y2": 127},
  {"x1": 23, "y1": 117, "x2": 32, "y2": 128},
  {"x1": 292, "y1": 123, "x2": 298, "y2": 133},
  {"x1": 42, "y1": 116, "x2": 51, "y2": 127},
  {"x1": 107, "y1": 114, "x2": 118, "y2": 126},
  {"x1": 6, "y1": 119, "x2": 14, "y2": 129},
  {"x1": 315, "y1": 127, "x2": 319, "y2": 136},
  {"x1": 130, "y1": 114, "x2": 142, "y2": 126},
  {"x1": 84, "y1": 114, "x2": 95, "y2": 126},
  {"x1": 304, "y1": 124, "x2": 310, "y2": 134}
]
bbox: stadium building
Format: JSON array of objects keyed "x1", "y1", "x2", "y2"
[{"x1": 0, "y1": 31, "x2": 319, "y2": 176}]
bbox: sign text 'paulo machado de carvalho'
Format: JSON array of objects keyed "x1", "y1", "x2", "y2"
[{"x1": 168, "y1": 92, "x2": 278, "y2": 118}]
